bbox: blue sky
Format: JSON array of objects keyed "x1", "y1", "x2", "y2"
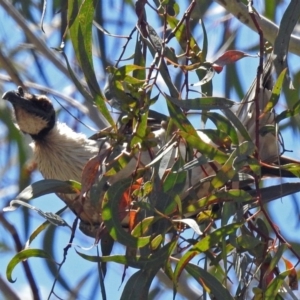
[{"x1": 1, "y1": 1, "x2": 300, "y2": 299}]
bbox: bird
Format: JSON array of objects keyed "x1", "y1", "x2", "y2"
[{"x1": 2, "y1": 57, "x2": 288, "y2": 238}]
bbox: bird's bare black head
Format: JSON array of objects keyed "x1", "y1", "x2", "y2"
[{"x1": 2, "y1": 86, "x2": 56, "y2": 140}]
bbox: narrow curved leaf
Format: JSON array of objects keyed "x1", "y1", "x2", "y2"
[
  {"x1": 165, "y1": 94, "x2": 236, "y2": 110},
  {"x1": 25, "y1": 206, "x2": 68, "y2": 249},
  {"x1": 275, "y1": 99, "x2": 300, "y2": 123},
  {"x1": 265, "y1": 269, "x2": 291, "y2": 298},
  {"x1": 102, "y1": 178, "x2": 151, "y2": 248},
  {"x1": 6, "y1": 249, "x2": 55, "y2": 283},
  {"x1": 166, "y1": 15, "x2": 201, "y2": 57},
  {"x1": 213, "y1": 50, "x2": 255, "y2": 68},
  {"x1": 211, "y1": 141, "x2": 255, "y2": 190},
  {"x1": 248, "y1": 183, "x2": 300, "y2": 207},
  {"x1": 264, "y1": 68, "x2": 287, "y2": 113},
  {"x1": 203, "y1": 111, "x2": 239, "y2": 145},
  {"x1": 179, "y1": 131, "x2": 228, "y2": 163},
  {"x1": 120, "y1": 269, "x2": 157, "y2": 300},
  {"x1": 185, "y1": 263, "x2": 234, "y2": 300},
  {"x1": 120, "y1": 241, "x2": 176, "y2": 300},
  {"x1": 67, "y1": 0, "x2": 115, "y2": 128},
  {"x1": 3, "y1": 180, "x2": 81, "y2": 211},
  {"x1": 222, "y1": 108, "x2": 252, "y2": 142},
  {"x1": 77, "y1": 240, "x2": 176, "y2": 269},
  {"x1": 174, "y1": 222, "x2": 243, "y2": 282}
]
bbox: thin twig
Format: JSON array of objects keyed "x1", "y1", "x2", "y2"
[{"x1": 47, "y1": 217, "x2": 79, "y2": 300}]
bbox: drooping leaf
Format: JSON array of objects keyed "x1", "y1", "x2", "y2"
[
  {"x1": 120, "y1": 241, "x2": 177, "y2": 300},
  {"x1": 3, "y1": 179, "x2": 81, "y2": 211},
  {"x1": 213, "y1": 50, "x2": 256, "y2": 69},
  {"x1": 102, "y1": 178, "x2": 152, "y2": 248},
  {"x1": 166, "y1": 15, "x2": 201, "y2": 59},
  {"x1": 67, "y1": 0, "x2": 115, "y2": 128},
  {"x1": 174, "y1": 222, "x2": 243, "y2": 281},
  {"x1": 275, "y1": 99, "x2": 300, "y2": 123},
  {"x1": 264, "y1": 68, "x2": 287, "y2": 113},
  {"x1": 163, "y1": 153, "x2": 186, "y2": 194},
  {"x1": 183, "y1": 189, "x2": 252, "y2": 216},
  {"x1": 236, "y1": 235, "x2": 262, "y2": 250},
  {"x1": 130, "y1": 112, "x2": 149, "y2": 146},
  {"x1": 203, "y1": 111, "x2": 239, "y2": 145},
  {"x1": 77, "y1": 240, "x2": 176, "y2": 269},
  {"x1": 265, "y1": 244, "x2": 287, "y2": 278},
  {"x1": 165, "y1": 94, "x2": 236, "y2": 110},
  {"x1": 179, "y1": 131, "x2": 228, "y2": 163},
  {"x1": 264, "y1": 269, "x2": 292, "y2": 298},
  {"x1": 222, "y1": 108, "x2": 252, "y2": 142},
  {"x1": 211, "y1": 141, "x2": 255, "y2": 190},
  {"x1": 185, "y1": 263, "x2": 234, "y2": 300},
  {"x1": 6, "y1": 249, "x2": 55, "y2": 283}
]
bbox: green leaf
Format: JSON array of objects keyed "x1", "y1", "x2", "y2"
[
  {"x1": 67, "y1": 0, "x2": 115, "y2": 128},
  {"x1": 0, "y1": 106, "x2": 29, "y2": 189},
  {"x1": 141, "y1": 35, "x2": 179, "y2": 98},
  {"x1": 177, "y1": 156, "x2": 212, "y2": 173},
  {"x1": 279, "y1": 163, "x2": 300, "y2": 178},
  {"x1": 165, "y1": 94, "x2": 236, "y2": 110},
  {"x1": 100, "y1": 231, "x2": 115, "y2": 277},
  {"x1": 108, "y1": 64, "x2": 146, "y2": 80},
  {"x1": 120, "y1": 241, "x2": 176, "y2": 300},
  {"x1": 131, "y1": 217, "x2": 160, "y2": 237},
  {"x1": 211, "y1": 141, "x2": 255, "y2": 189},
  {"x1": 222, "y1": 108, "x2": 252, "y2": 142},
  {"x1": 77, "y1": 240, "x2": 176, "y2": 269},
  {"x1": 174, "y1": 222, "x2": 243, "y2": 281},
  {"x1": 6, "y1": 249, "x2": 55, "y2": 283},
  {"x1": 3, "y1": 179, "x2": 81, "y2": 211},
  {"x1": 104, "y1": 151, "x2": 132, "y2": 177},
  {"x1": 146, "y1": 141, "x2": 176, "y2": 169},
  {"x1": 130, "y1": 112, "x2": 149, "y2": 146},
  {"x1": 163, "y1": 154, "x2": 186, "y2": 194},
  {"x1": 203, "y1": 111, "x2": 239, "y2": 145},
  {"x1": 236, "y1": 235, "x2": 261, "y2": 250},
  {"x1": 166, "y1": 15, "x2": 201, "y2": 59},
  {"x1": 265, "y1": 269, "x2": 291, "y2": 298},
  {"x1": 133, "y1": 39, "x2": 146, "y2": 80},
  {"x1": 166, "y1": 95, "x2": 198, "y2": 135},
  {"x1": 24, "y1": 206, "x2": 69, "y2": 249},
  {"x1": 248, "y1": 183, "x2": 300, "y2": 207},
  {"x1": 102, "y1": 179, "x2": 151, "y2": 248},
  {"x1": 179, "y1": 131, "x2": 228, "y2": 163},
  {"x1": 184, "y1": 189, "x2": 252, "y2": 215},
  {"x1": 264, "y1": 68, "x2": 287, "y2": 113},
  {"x1": 275, "y1": 99, "x2": 300, "y2": 123},
  {"x1": 68, "y1": 0, "x2": 98, "y2": 96},
  {"x1": 200, "y1": 19, "x2": 208, "y2": 60},
  {"x1": 121, "y1": 268, "x2": 157, "y2": 300},
  {"x1": 185, "y1": 263, "x2": 234, "y2": 300},
  {"x1": 265, "y1": 244, "x2": 287, "y2": 278}
]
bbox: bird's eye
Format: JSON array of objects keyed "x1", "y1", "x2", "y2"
[{"x1": 39, "y1": 100, "x2": 51, "y2": 110}]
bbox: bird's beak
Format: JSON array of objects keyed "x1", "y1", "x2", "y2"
[
  {"x1": 3, "y1": 89, "x2": 32, "y2": 109},
  {"x1": 2, "y1": 88, "x2": 52, "y2": 120}
]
